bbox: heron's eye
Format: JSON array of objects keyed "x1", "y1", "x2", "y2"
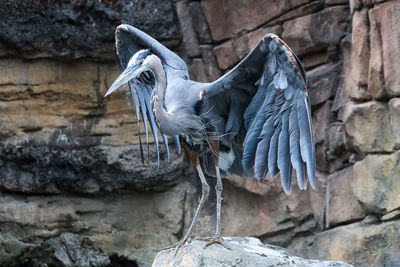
[{"x1": 139, "y1": 60, "x2": 144, "y2": 65}]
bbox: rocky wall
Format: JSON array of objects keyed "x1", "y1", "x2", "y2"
[{"x1": 0, "y1": 0, "x2": 399, "y2": 266}]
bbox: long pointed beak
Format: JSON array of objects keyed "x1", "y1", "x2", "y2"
[{"x1": 105, "y1": 64, "x2": 142, "y2": 97}]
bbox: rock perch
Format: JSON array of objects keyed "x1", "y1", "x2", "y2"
[{"x1": 152, "y1": 237, "x2": 353, "y2": 267}]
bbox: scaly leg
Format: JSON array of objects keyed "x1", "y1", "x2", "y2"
[
  {"x1": 163, "y1": 145, "x2": 210, "y2": 253},
  {"x1": 215, "y1": 165, "x2": 223, "y2": 237},
  {"x1": 203, "y1": 135, "x2": 230, "y2": 249}
]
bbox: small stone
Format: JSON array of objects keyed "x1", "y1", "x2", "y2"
[
  {"x1": 373, "y1": 1, "x2": 400, "y2": 96},
  {"x1": 268, "y1": 1, "x2": 324, "y2": 26},
  {"x1": 348, "y1": 153, "x2": 358, "y2": 164},
  {"x1": 363, "y1": 0, "x2": 374, "y2": 6},
  {"x1": 342, "y1": 101, "x2": 393, "y2": 153},
  {"x1": 213, "y1": 40, "x2": 239, "y2": 70},
  {"x1": 227, "y1": 175, "x2": 272, "y2": 196},
  {"x1": 289, "y1": 0, "x2": 313, "y2": 8},
  {"x1": 189, "y1": 2, "x2": 212, "y2": 44},
  {"x1": 248, "y1": 26, "x2": 282, "y2": 50},
  {"x1": 381, "y1": 209, "x2": 400, "y2": 222},
  {"x1": 325, "y1": 0, "x2": 348, "y2": 5},
  {"x1": 233, "y1": 25, "x2": 282, "y2": 61},
  {"x1": 327, "y1": 122, "x2": 346, "y2": 157},
  {"x1": 326, "y1": 167, "x2": 365, "y2": 227},
  {"x1": 189, "y1": 58, "x2": 208, "y2": 83},
  {"x1": 199, "y1": 45, "x2": 223, "y2": 81},
  {"x1": 349, "y1": 0, "x2": 373, "y2": 12},
  {"x1": 389, "y1": 98, "x2": 400, "y2": 149},
  {"x1": 282, "y1": 6, "x2": 349, "y2": 56},
  {"x1": 332, "y1": 35, "x2": 352, "y2": 112},
  {"x1": 353, "y1": 152, "x2": 400, "y2": 214},
  {"x1": 202, "y1": 0, "x2": 290, "y2": 42},
  {"x1": 367, "y1": 8, "x2": 386, "y2": 99},
  {"x1": 175, "y1": 0, "x2": 200, "y2": 57},
  {"x1": 312, "y1": 101, "x2": 335, "y2": 172},
  {"x1": 307, "y1": 63, "x2": 341, "y2": 106},
  {"x1": 361, "y1": 215, "x2": 380, "y2": 225},
  {"x1": 302, "y1": 52, "x2": 329, "y2": 70},
  {"x1": 350, "y1": 9, "x2": 371, "y2": 100},
  {"x1": 312, "y1": 101, "x2": 335, "y2": 144},
  {"x1": 201, "y1": 0, "x2": 231, "y2": 41},
  {"x1": 349, "y1": 0, "x2": 362, "y2": 12}
]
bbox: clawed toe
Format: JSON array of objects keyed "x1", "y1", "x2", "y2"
[
  {"x1": 161, "y1": 235, "x2": 192, "y2": 255},
  {"x1": 162, "y1": 236, "x2": 231, "y2": 256},
  {"x1": 197, "y1": 236, "x2": 231, "y2": 250},
  {"x1": 205, "y1": 237, "x2": 230, "y2": 250}
]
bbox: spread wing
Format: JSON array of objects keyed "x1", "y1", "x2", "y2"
[
  {"x1": 114, "y1": 24, "x2": 187, "y2": 166},
  {"x1": 205, "y1": 34, "x2": 315, "y2": 194}
]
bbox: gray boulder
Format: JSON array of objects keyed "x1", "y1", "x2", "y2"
[
  {"x1": 152, "y1": 237, "x2": 353, "y2": 267},
  {"x1": 23, "y1": 232, "x2": 110, "y2": 267}
]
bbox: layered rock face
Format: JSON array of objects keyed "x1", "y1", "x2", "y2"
[
  {"x1": 0, "y1": 1, "x2": 190, "y2": 266},
  {"x1": 0, "y1": 0, "x2": 399, "y2": 266}
]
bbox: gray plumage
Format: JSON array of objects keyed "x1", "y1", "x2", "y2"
[
  {"x1": 105, "y1": 24, "x2": 316, "y2": 249},
  {"x1": 105, "y1": 24, "x2": 316, "y2": 192}
]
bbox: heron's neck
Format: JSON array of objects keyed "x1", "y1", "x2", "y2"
[
  {"x1": 151, "y1": 60, "x2": 166, "y2": 99},
  {"x1": 151, "y1": 60, "x2": 176, "y2": 136},
  {"x1": 150, "y1": 57, "x2": 205, "y2": 138}
]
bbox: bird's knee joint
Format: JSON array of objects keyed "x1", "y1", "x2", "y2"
[
  {"x1": 215, "y1": 184, "x2": 223, "y2": 192},
  {"x1": 202, "y1": 184, "x2": 210, "y2": 194}
]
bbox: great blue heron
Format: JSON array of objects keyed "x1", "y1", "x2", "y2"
[{"x1": 105, "y1": 24, "x2": 315, "y2": 250}]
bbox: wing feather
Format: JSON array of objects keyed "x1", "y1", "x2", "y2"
[
  {"x1": 242, "y1": 86, "x2": 277, "y2": 173},
  {"x1": 113, "y1": 24, "x2": 187, "y2": 166},
  {"x1": 278, "y1": 112, "x2": 292, "y2": 194},
  {"x1": 289, "y1": 101, "x2": 306, "y2": 190},
  {"x1": 205, "y1": 33, "x2": 315, "y2": 194},
  {"x1": 140, "y1": 83, "x2": 160, "y2": 167},
  {"x1": 128, "y1": 81, "x2": 144, "y2": 163},
  {"x1": 162, "y1": 134, "x2": 170, "y2": 162},
  {"x1": 225, "y1": 98, "x2": 242, "y2": 138},
  {"x1": 254, "y1": 115, "x2": 274, "y2": 179},
  {"x1": 115, "y1": 24, "x2": 188, "y2": 80},
  {"x1": 135, "y1": 82, "x2": 149, "y2": 148},
  {"x1": 267, "y1": 122, "x2": 281, "y2": 178},
  {"x1": 173, "y1": 135, "x2": 181, "y2": 155},
  {"x1": 243, "y1": 85, "x2": 268, "y2": 130},
  {"x1": 297, "y1": 95, "x2": 316, "y2": 188}
]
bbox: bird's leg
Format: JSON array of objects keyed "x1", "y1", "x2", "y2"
[
  {"x1": 183, "y1": 147, "x2": 210, "y2": 242},
  {"x1": 209, "y1": 135, "x2": 222, "y2": 237},
  {"x1": 202, "y1": 134, "x2": 230, "y2": 249},
  {"x1": 162, "y1": 144, "x2": 210, "y2": 253}
]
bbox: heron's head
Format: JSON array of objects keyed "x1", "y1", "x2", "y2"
[{"x1": 105, "y1": 49, "x2": 160, "y2": 97}]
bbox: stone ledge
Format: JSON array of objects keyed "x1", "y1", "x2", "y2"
[{"x1": 153, "y1": 237, "x2": 353, "y2": 267}]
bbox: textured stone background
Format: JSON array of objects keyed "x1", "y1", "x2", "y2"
[{"x1": 0, "y1": 0, "x2": 399, "y2": 266}]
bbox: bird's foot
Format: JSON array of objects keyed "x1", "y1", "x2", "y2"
[
  {"x1": 196, "y1": 236, "x2": 231, "y2": 250},
  {"x1": 161, "y1": 235, "x2": 192, "y2": 256}
]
